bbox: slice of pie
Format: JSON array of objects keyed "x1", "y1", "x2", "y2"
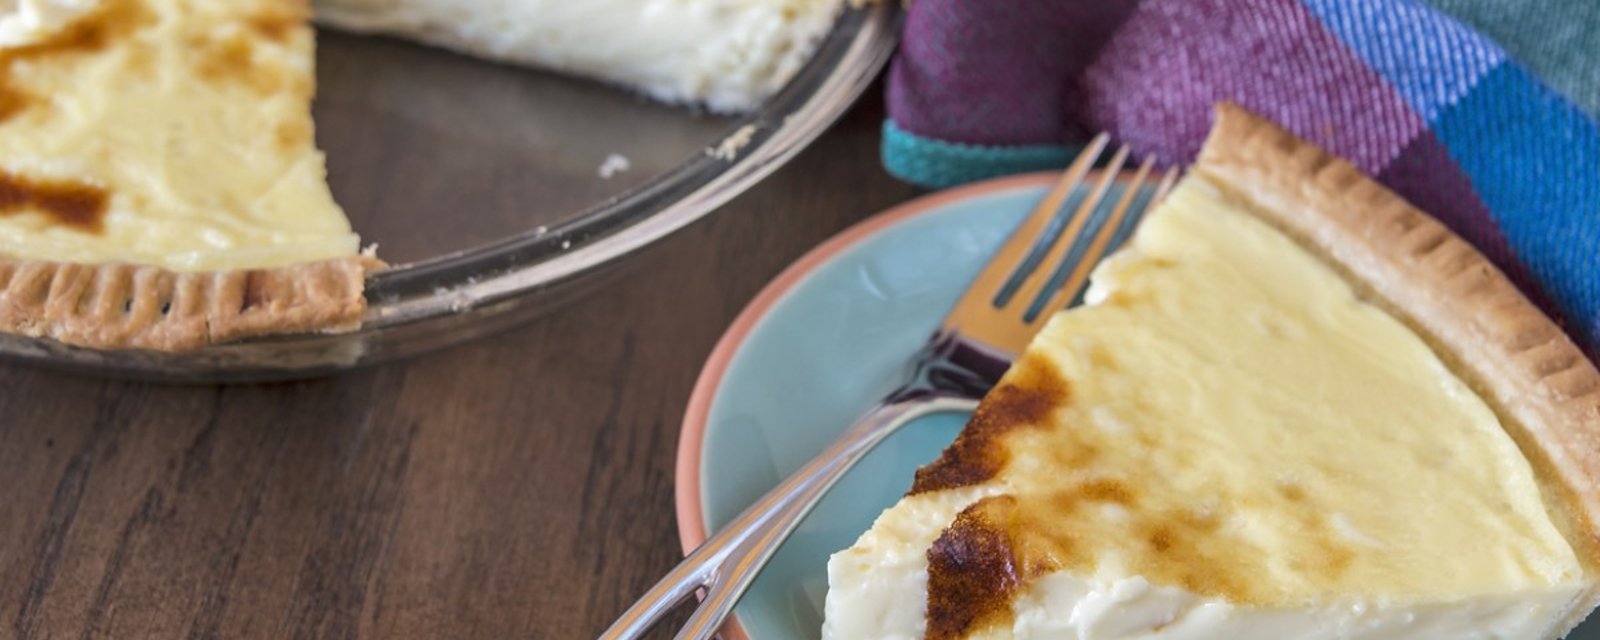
[
  {"x1": 311, "y1": 0, "x2": 850, "y2": 113},
  {"x1": 0, "y1": 0, "x2": 376, "y2": 351},
  {"x1": 824, "y1": 105, "x2": 1600, "y2": 639}
]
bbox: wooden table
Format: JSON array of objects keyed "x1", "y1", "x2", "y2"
[{"x1": 0, "y1": 96, "x2": 917, "y2": 638}]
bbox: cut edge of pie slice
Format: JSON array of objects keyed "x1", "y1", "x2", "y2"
[
  {"x1": 0, "y1": 0, "x2": 381, "y2": 352},
  {"x1": 822, "y1": 103, "x2": 1600, "y2": 639},
  {"x1": 1195, "y1": 102, "x2": 1600, "y2": 632}
]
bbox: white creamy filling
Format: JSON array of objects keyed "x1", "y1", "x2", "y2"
[
  {"x1": 825, "y1": 494, "x2": 1585, "y2": 640},
  {"x1": 312, "y1": 0, "x2": 844, "y2": 112},
  {"x1": 0, "y1": 0, "x2": 97, "y2": 47}
]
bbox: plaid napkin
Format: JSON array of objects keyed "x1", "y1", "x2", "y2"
[{"x1": 882, "y1": 0, "x2": 1600, "y2": 357}]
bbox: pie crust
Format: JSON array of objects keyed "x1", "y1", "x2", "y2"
[
  {"x1": 1197, "y1": 103, "x2": 1600, "y2": 632},
  {"x1": 0, "y1": 254, "x2": 378, "y2": 352}
]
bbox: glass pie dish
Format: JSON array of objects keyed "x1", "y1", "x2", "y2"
[{"x1": 0, "y1": 3, "x2": 901, "y2": 382}]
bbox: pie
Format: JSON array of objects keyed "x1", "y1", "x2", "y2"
[
  {"x1": 312, "y1": 0, "x2": 850, "y2": 113},
  {"x1": 823, "y1": 105, "x2": 1600, "y2": 639},
  {"x1": 0, "y1": 0, "x2": 375, "y2": 351},
  {"x1": 0, "y1": 0, "x2": 850, "y2": 352}
]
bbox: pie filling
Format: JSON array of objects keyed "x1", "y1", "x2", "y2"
[
  {"x1": 0, "y1": 0, "x2": 358, "y2": 272},
  {"x1": 824, "y1": 176, "x2": 1587, "y2": 639},
  {"x1": 312, "y1": 0, "x2": 846, "y2": 113}
]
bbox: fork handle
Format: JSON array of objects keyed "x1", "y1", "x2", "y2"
[{"x1": 600, "y1": 395, "x2": 979, "y2": 640}]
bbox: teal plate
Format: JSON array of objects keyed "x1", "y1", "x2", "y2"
[
  {"x1": 672, "y1": 172, "x2": 1600, "y2": 639},
  {"x1": 676, "y1": 173, "x2": 1063, "y2": 640}
]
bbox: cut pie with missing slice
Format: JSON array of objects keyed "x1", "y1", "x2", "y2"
[
  {"x1": 824, "y1": 105, "x2": 1600, "y2": 639},
  {"x1": 0, "y1": 0, "x2": 377, "y2": 351},
  {"x1": 0, "y1": 0, "x2": 857, "y2": 352}
]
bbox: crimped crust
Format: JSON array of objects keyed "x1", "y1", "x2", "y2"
[
  {"x1": 1196, "y1": 103, "x2": 1600, "y2": 632},
  {"x1": 0, "y1": 255, "x2": 379, "y2": 351}
]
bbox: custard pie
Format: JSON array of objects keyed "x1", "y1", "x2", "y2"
[
  {"x1": 0, "y1": 0, "x2": 375, "y2": 351},
  {"x1": 0, "y1": 0, "x2": 854, "y2": 352},
  {"x1": 824, "y1": 105, "x2": 1600, "y2": 639}
]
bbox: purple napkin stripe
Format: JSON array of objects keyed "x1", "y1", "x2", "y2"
[
  {"x1": 1080, "y1": 0, "x2": 1427, "y2": 175},
  {"x1": 887, "y1": 0, "x2": 1141, "y2": 146}
]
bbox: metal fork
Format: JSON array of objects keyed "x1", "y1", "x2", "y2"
[{"x1": 602, "y1": 136, "x2": 1176, "y2": 640}]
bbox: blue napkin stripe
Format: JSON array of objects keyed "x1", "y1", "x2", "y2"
[
  {"x1": 1303, "y1": 0, "x2": 1503, "y2": 121},
  {"x1": 1434, "y1": 62, "x2": 1600, "y2": 338}
]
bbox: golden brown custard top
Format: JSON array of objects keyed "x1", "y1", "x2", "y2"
[
  {"x1": 0, "y1": 0, "x2": 356, "y2": 271},
  {"x1": 916, "y1": 178, "x2": 1583, "y2": 638}
]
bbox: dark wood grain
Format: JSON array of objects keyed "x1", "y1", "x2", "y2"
[{"x1": 0, "y1": 94, "x2": 916, "y2": 639}]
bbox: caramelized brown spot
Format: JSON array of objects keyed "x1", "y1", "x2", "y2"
[
  {"x1": 1071, "y1": 478, "x2": 1135, "y2": 506},
  {"x1": 247, "y1": 9, "x2": 305, "y2": 43},
  {"x1": 1040, "y1": 432, "x2": 1102, "y2": 472},
  {"x1": 1308, "y1": 536, "x2": 1356, "y2": 578},
  {"x1": 926, "y1": 497, "x2": 1022, "y2": 640},
  {"x1": 0, "y1": 0, "x2": 153, "y2": 123},
  {"x1": 0, "y1": 85, "x2": 30, "y2": 123},
  {"x1": 0, "y1": 171, "x2": 108, "y2": 233},
  {"x1": 1126, "y1": 515, "x2": 1251, "y2": 599},
  {"x1": 194, "y1": 34, "x2": 256, "y2": 81},
  {"x1": 191, "y1": 31, "x2": 300, "y2": 96},
  {"x1": 1086, "y1": 342, "x2": 1118, "y2": 371},
  {"x1": 274, "y1": 119, "x2": 311, "y2": 150},
  {"x1": 1146, "y1": 523, "x2": 1176, "y2": 552},
  {"x1": 0, "y1": 0, "x2": 149, "y2": 59},
  {"x1": 8, "y1": 7, "x2": 111, "y2": 56},
  {"x1": 910, "y1": 355, "x2": 1069, "y2": 494}
]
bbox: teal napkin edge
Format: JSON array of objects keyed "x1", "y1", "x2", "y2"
[{"x1": 882, "y1": 121, "x2": 1082, "y2": 189}]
